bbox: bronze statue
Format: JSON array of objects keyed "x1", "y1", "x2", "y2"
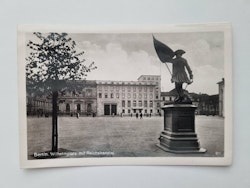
[{"x1": 153, "y1": 36, "x2": 193, "y2": 103}]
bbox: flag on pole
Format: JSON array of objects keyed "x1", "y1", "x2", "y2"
[{"x1": 153, "y1": 35, "x2": 175, "y2": 63}]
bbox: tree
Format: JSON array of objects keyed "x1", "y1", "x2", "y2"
[{"x1": 26, "y1": 32, "x2": 96, "y2": 152}]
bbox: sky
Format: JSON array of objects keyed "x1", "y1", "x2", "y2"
[{"x1": 26, "y1": 31, "x2": 224, "y2": 95}]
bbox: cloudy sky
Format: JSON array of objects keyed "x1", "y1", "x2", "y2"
[
  {"x1": 70, "y1": 32, "x2": 224, "y2": 95},
  {"x1": 26, "y1": 31, "x2": 224, "y2": 95}
]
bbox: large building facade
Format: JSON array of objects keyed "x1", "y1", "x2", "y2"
[
  {"x1": 96, "y1": 75, "x2": 161, "y2": 116},
  {"x1": 57, "y1": 80, "x2": 97, "y2": 116},
  {"x1": 26, "y1": 75, "x2": 161, "y2": 116}
]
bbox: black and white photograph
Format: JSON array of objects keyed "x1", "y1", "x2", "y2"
[{"x1": 18, "y1": 24, "x2": 232, "y2": 168}]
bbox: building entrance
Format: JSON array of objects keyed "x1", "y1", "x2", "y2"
[
  {"x1": 87, "y1": 103, "x2": 92, "y2": 113},
  {"x1": 104, "y1": 104, "x2": 117, "y2": 115}
]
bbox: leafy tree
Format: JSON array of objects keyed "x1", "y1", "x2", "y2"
[{"x1": 26, "y1": 32, "x2": 96, "y2": 152}]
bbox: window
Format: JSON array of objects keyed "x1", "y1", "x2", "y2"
[
  {"x1": 133, "y1": 100, "x2": 136, "y2": 107},
  {"x1": 138, "y1": 94, "x2": 142, "y2": 99},
  {"x1": 133, "y1": 93, "x2": 136, "y2": 99},
  {"x1": 150, "y1": 87, "x2": 153, "y2": 92},
  {"x1": 163, "y1": 97, "x2": 165, "y2": 101},
  {"x1": 122, "y1": 87, "x2": 125, "y2": 92},
  {"x1": 157, "y1": 102, "x2": 160, "y2": 107},
  {"x1": 128, "y1": 109, "x2": 131, "y2": 113},
  {"x1": 128, "y1": 93, "x2": 131, "y2": 99},
  {"x1": 111, "y1": 93, "x2": 114, "y2": 98},
  {"x1": 116, "y1": 86, "x2": 119, "y2": 91},
  {"x1": 133, "y1": 87, "x2": 136, "y2": 92},
  {"x1": 66, "y1": 103, "x2": 70, "y2": 112},
  {"x1": 122, "y1": 109, "x2": 125, "y2": 113},
  {"x1": 150, "y1": 94, "x2": 153, "y2": 99},
  {"x1": 122, "y1": 100, "x2": 125, "y2": 107},
  {"x1": 144, "y1": 87, "x2": 147, "y2": 92},
  {"x1": 104, "y1": 86, "x2": 108, "y2": 91},
  {"x1": 86, "y1": 89, "x2": 92, "y2": 97},
  {"x1": 139, "y1": 86, "x2": 142, "y2": 92},
  {"x1": 144, "y1": 93, "x2": 147, "y2": 99},
  {"x1": 110, "y1": 86, "x2": 114, "y2": 91},
  {"x1": 139, "y1": 101, "x2": 142, "y2": 107},
  {"x1": 98, "y1": 86, "x2": 102, "y2": 91},
  {"x1": 105, "y1": 94, "x2": 108, "y2": 98},
  {"x1": 150, "y1": 101, "x2": 153, "y2": 107},
  {"x1": 128, "y1": 101, "x2": 131, "y2": 107},
  {"x1": 99, "y1": 93, "x2": 102, "y2": 98},
  {"x1": 128, "y1": 86, "x2": 131, "y2": 92},
  {"x1": 77, "y1": 104, "x2": 81, "y2": 112},
  {"x1": 169, "y1": 97, "x2": 172, "y2": 101},
  {"x1": 122, "y1": 93, "x2": 125, "y2": 99},
  {"x1": 144, "y1": 101, "x2": 147, "y2": 107},
  {"x1": 116, "y1": 93, "x2": 119, "y2": 98}
]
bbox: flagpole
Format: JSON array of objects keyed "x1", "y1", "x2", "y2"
[{"x1": 164, "y1": 63, "x2": 172, "y2": 76}]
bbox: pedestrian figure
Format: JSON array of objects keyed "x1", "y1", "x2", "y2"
[
  {"x1": 77, "y1": 112, "x2": 79, "y2": 119},
  {"x1": 136, "y1": 113, "x2": 138, "y2": 119},
  {"x1": 140, "y1": 113, "x2": 143, "y2": 119}
]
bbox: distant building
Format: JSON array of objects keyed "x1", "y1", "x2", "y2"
[
  {"x1": 191, "y1": 93, "x2": 219, "y2": 115},
  {"x1": 160, "y1": 90, "x2": 219, "y2": 116},
  {"x1": 96, "y1": 75, "x2": 161, "y2": 116},
  {"x1": 217, "y1": 78, "x2": 225, "y2": 117},
  {"x1": 160, "y1": 88, "x2": 190, "y2": 105},
  {"x1": 26, "y1": 94, "x2": 52, "y2": 116},
  {"x1": 57, "y1": 80, "x2": 97, "y2": 116},
  {"x1": 26, "y1": 75, "x2": 161, "y2": 117}
]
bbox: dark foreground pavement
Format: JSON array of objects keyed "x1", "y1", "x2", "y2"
[{"x1": 27, "y1": 115, "x2": 224, "y2": 159}]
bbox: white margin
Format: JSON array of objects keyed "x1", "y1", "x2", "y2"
[{"x1": 18, "y1": 23, "x2": 233, "y2": 168}]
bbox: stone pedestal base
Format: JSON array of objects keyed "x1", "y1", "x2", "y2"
[{"x1": 156, "y1": 104, "x2": 206, "y2": 154}]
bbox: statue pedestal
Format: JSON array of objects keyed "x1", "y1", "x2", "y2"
[{"x1": 156, "y1": 104, "x2": 206, "y2": 153}]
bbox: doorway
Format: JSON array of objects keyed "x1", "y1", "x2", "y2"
[{"x1": 104, "y1": 104, "x2": 117, "y2": 115}]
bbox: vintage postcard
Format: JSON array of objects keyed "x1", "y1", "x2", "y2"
[{"x1": 18, "y1": 23, "x2": 232, "y2": 168}]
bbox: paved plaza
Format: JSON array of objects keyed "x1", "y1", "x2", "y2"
[{"x1": 27, "y1": 115, "x2": 224, "y2": 159}]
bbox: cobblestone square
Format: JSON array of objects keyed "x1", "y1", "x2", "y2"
[{"x1": 27, "y1": 115, "x2": 224, "y2": 158}]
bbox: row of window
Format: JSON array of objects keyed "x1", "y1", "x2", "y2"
[
  {"x1": 27, "y1": 100, "x2": 51, "y2": 107},
  {"x1": 99, "y1": 93, "x2": 159, "y2": 99},
  {"x1": 141, "y1": 76, "x2": 160, "y2": 81},
  {"x1": 122, "y1": 109, "x2": 153, "y2": 114},
  {"x1": 121, "y1": 100, "x2": 156, "y2": 108},
  {"x1": 98, "y1": 86, "x2": 155, "y2": 92}
]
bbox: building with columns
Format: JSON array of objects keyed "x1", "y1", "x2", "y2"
[{"x1": 57, "y1": 80, "x2": 97, "y2": 116}]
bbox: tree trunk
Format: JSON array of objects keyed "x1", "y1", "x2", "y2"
[{"x1": 52, "y1": 91, "x2": 58, "y2": 152}]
